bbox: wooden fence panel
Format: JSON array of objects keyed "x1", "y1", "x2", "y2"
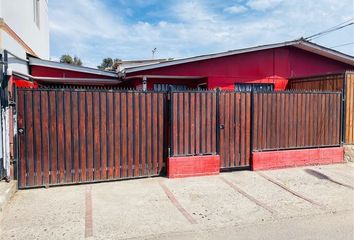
[
  {"x1": 17, "y1": 89, "x2": 167, "y2": 188},
  {"x1": 253, "y1": 92, "x2": 341, "y2": 151},
  {"x1": 170, "y1": 91, "x2": 217, "y2": 156}
]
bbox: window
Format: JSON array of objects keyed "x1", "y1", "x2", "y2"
[
  {"x1": 234, "y1": 83, "x2": 274, "y2": 92},
  {"x1": 33, "y1": 0, "x2": 40, "y2": 28},
  {"x1": 153, "y1": 84, "x2": 188, "y2": 91}
]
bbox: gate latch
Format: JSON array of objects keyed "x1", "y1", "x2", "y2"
[
  {"x1": 18, "y1": 128, "x2": 24, "y2": 134},
  {"x1": 220, "y1": 124, "x2": 225, "y2": 129}
]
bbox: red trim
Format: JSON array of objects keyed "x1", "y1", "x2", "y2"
[
  {"x1": 252, "y1": 147, "x2": 344, "y2": 171},
  {"x1": 167, "y1": 155, "x2": 220, "y2": 178}
]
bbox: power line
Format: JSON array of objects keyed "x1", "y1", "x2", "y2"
[
  {"x1": 305, "y1": 18, "x2": 354, "y2": 41},
  {"x1": 330, "y1": 42, "x2": 354, "y2": 48}
]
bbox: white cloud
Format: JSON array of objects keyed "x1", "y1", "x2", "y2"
[
  {"x1": 49, "y1": 0, "x2": 354, "y2": 68},
  {"x1": 247, "y1": 0, "x2": 284, "y2": 11},
  {"x1": 224, "y1": 5, "x2": 248, "y2": 14}
]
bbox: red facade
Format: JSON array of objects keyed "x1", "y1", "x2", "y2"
[{"x1": 125, "y1": 46, "x2": 354, "y2": 90}]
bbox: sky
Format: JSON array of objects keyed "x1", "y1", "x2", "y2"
[{"x1": 49, "y1": 0, "x2": 354, "y2": 68}]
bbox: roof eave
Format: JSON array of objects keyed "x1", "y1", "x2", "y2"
[
  {"x1": 29, "y1": 57, "x2": 119, "y2": 78},
  {"x1": 122, "y1": 40, "x2": 354, "y2": 74}
]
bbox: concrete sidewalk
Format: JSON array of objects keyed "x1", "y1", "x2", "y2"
[{"x1": 0, "y1": 163, "x2": 353, "y2": 240}]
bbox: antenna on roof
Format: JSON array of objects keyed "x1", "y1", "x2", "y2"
[{"x1": 152, "y1": 48, "x2": 157, "y2": 59}]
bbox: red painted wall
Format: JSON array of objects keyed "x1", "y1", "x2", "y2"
[
  {"x1": 12, "y1": 75, "x2": 38, "y2": 88},
  {"x1": 252, "y1": 147, "x2": 344, "y2": 170},
  {"x1": 126, "y1": 46, "x2": 353, "y2": 90},
  {"x1": 31, "y1": 66, "x2": 115, "y2": 79},
  {"x1": 120, "y1": 77, "x2": 207, "y2": 89}
]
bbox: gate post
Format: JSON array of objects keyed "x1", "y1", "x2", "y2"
[
  {"x1": 167, "y1": 85, "x2": 173, "y2": 157},
  {"x1": 215, "y1": 88, "x2": 220, "y2": 154},
  {"x1": 250, "y1": 91, "x2": 255, "y2": 153}
]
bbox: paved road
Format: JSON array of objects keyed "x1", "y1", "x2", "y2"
[{"x1": 0, "y1": 163, "x2": 353, "y2": 240}]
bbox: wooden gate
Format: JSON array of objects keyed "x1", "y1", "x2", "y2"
[
  {"x1": 219, "y1": 92, "x2": 251, "y2": 169},
  {"x1": 16, "y1": 88, "x2": 167, "y2": 188}
]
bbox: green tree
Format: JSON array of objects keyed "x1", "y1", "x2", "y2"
[
  {"x1": 59, "y1": 54, "x2": 83, "y2": 66},
  {"x1": 97, "y1": 58, "x2": 122, "y2": 71}
]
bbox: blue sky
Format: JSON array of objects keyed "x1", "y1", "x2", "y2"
[{"x1": 49, "y1": 0, "x2": 354, "y2": 68}]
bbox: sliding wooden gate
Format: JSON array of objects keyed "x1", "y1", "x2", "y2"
[
  {"x1": 16, "y1": 89, "x2": 167, "y2": 188},
  {"x1": 219, "y1": 92, "x2": 251, "y2": 169}
]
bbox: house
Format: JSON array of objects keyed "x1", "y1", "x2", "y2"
[
  {"x1": 119, "y1": 39, "x2": 354, "y2": 91},
  {"x1": 11, "y1": 57, "x2": 120, "y2": 88}
]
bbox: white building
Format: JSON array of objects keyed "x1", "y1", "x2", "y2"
[
  {"x1": 0, "y1": 0, "x2": 49, "y2": 61},
  {"x1": 0, "y1": 0, "x2": 49, "y2": 180}
]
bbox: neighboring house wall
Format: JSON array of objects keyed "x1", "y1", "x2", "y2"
[
  {"x1": 31, "y1": 66, "x2": 117, "y2": 79},
  {"x1": 0, "y1": 0, "x2": 49, "y2": 60},
  {"x1": 125, "y1": 47, "x2": 354, "y2": 90}
]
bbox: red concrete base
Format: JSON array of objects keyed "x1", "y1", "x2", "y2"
[
  {"x1": 167, "y1": 155, "x2": 220, "y2": 178},
  {"x1": 252, "y1": 147, "x2": 344, "y2": 171}
]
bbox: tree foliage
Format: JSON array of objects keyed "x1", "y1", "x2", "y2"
[
  {"x1": 97, "y1": 58, "x2": 122, "y2": 71},
  {"x1": 60, "y1": 54, "x2": 83, "y2": 66}
]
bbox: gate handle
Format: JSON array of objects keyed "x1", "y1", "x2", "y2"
[
  {"x1": 18, "y1": 128, "x2": 25, "y2": 134},
  {"x1": 220, "y1": 124, "x2": 225, "y2": 129}
]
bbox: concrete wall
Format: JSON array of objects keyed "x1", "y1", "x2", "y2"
[
  {"x1": 0, "y1": 0, "x2": 49, "y2": 59},
  {"x1": 344, "y1": 145, "x2": 354, "y2": 162}
]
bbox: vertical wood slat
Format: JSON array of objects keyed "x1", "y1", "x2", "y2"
[
  {"x1": 152, "y1": 93, "x2": 158, "y2": 175},
  {"x1": 79, "y1": 92, "x2": 87, "y2": 181},
  {"x1": 28, "y1": 91, "x2": 35, "y2": 186},
  {"x1": 219, "y1": 93, "x2": 225, "y2": 167},
  {"x1": 86, "y1": 92, "x2": 94, "y2": 181},
  {"x1": 64, "y1": 92, "x2": 72, "y2": 183},
  {"x1": 114, "y1": 93, "x2": 121, "y2": 178},
  {"x1": 252, "y1": 92, "x2": 341, "y2": 151},
  {"x1": 100, "y1": 93, "x2": 107, "y2": 180},
  {"x1": 120, "y1": 92, "x2": 127, "y2": 178},
  {"x1": 158, "y1": 93, "x2": 164, "y2": 174},
  {"x1": 40, "y1": 92, "x2": 49, "y2": 186},
  {"x1": 17, "y1": 91, "x2": 26, "y2": 187},
  {"x1": 140, "y1": 93, "x2": 146, "y2": 176},
  {"x1": 146, "y1": 93, "x2": 152, "y2": 175},
  {"x1": 245, "y1": 93, "x2": 251, "y2": 167},
  {"x1": 72, "y1": 92, "x2": 80, "y2": 182},
  {"x1": 48, "y1": 91, "x2": 57, "y2": 185},
  {"x1": 33, "y1": 92, "x2": 42, "y2": 186},
  {"x1": 133, "y1": 93, "x2": 140, "y2": 177},
  {"x1": 56, "y1": 91, "x2": 64, "y2": 183}
]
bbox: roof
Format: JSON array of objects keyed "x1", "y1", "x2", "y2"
[
  {"x1": 116, "y1": 58, "x2": 173, "y2": 72},
  {"x1": 122, "y1": 39, "x2": 354, "y2": 75},
  {"x1": 29, "y1": 57, "x2": 118, "y2": 78}
]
